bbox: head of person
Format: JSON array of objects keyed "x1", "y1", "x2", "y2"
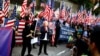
[
  {"x1": 89, "y1": 25, "x2": 100, "y2": 56},
  {"x1": 75, "y1": 25, "x2": 78, "y2": 30},
  {"x1": 77, "y1": 32, "x2": 81, "y2": 39},
  {"x1": 43, "y1": 21, "x2": 48, "y2": 27},
  {"x1": 84, "y1": 26, "x2": 87, "y2": 31}
]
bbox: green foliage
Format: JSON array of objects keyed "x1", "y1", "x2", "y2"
[
  {"x1": 93, "y1": 7, "x2": 100, "y2": 15},
  {"x1": 55, "y1": 1, "x2": 60, "y2": 9},
  {"x1": 36, "y1": 0, "x2": 40, "y2": 10},
  {"x1": 10, "y1": 0, "x2": 31, "y2": 6},
  {"x1": 69, "y1": 0, "x2": 99, "y2": 15}
]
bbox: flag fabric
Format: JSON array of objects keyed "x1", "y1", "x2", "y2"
[
  {"x1": 20, "y1": 0, "x2": 28, "y2": 18},
  {"x1": 0, "y1": 0, "x2": 5, "y2": 24},
  {"x1": 85, "y1": 13, "x2": 93, "y2": 25},
  {"x1": 15, "y1": 18, "x2": 19, "y2": 27},
  {"x1": 42, "y1": 0, "x2": 54, "y2": 21},
  {"x1": 4, "y1": 17, "x2": 16, "y2": 27},
  {"x1": 29, "y1": 0, "x2": 36, "y2": 13},
  {"x1": 0, "y1": 11, "x2": 4, "y2": 19},
  {"x1": 79, "y1": 5, "x2": 84, "y2": 12},
  {"x1": 0, "y1": 0, "x2": 3, "y2": 10},
  {"x1": 4, "y1": 5, "x2": 17, "y2": 27},
  {"x1": 28, "y1": 0, "x2": 36, "y2": 21},
  {"x1": 0, "y1": 0, "x2": 4, "y2": 19},
  {"x1": 3, "y1": 0, "x2": 10, "y2": 16},
  {"x1": 60, "y1": 1, "x2": 66, "y2": 19},
  {"x1": 15, "y1": 19, "x2": 25, "y2": 44},
  {"x1": 0, "y1": 27, "x2": 13, "y2": 56},
  {"x1": 43, "y1": 4, "x2": 51, "y2": 21}
]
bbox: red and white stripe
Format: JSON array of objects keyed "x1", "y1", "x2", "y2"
[
  {"x1": 49, "y1": 9, "x2": 54, "y2": 21},
  {"x1": 20, "y1": 0, "x2": 28, "y2": 18},
  {"x1": 28, "y1": 2, "x2": 35, "y2": 21},
  {"x1": 43, "y1": 5, "x2": 53, "y2": 21},
  {"x1": 15, "y1": 19, "x2": 25, "y2": 44},
  {"x1": 3, "y1": 0, "x2": 10, "y2": 16},
  {"x1": 0, "y1": 11, "x2": 5, "y2": 19},
  {"x1": 0, "y1": 11, "x2": 5, "y2": 24},
  {"x1": 5, "y1": 19, "x2": 16, "y2": 27}
]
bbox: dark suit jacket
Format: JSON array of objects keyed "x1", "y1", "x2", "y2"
[
  {"x1": 40, "y1": 26, "x2": 50, "y2": 41},
  {"x1": 22, "y1": 22, "x2": 34, "y2": 40}
]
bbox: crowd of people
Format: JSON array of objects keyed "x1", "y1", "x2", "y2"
[
  {"x1": 67, "y1": 21, "x2": 100, "y2": 56},
  {"x1": 5, "y1": 12, "x2": 100, "y2": 56}
]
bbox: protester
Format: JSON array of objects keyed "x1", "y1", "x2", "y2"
[
  {"x1": 89, "y1": 25, "x2": 100, "y2": 56},
  {"x1": 21, "y1": 15, "x2": 34, "y2": 56},
  {"x1": 75, "y1": 29, "x2": 89, "y2": 56},
  {"x1": 38, "y1": 20, "x2": 49, "y2": 55},
  {"x1": 54, "y1": 19, "x2": 61, "y2": 47}
]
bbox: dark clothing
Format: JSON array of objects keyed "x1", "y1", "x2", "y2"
[
  {"x1": 21, "y1": 38, "x2": 32, "y2": 56},
  {"x1": 32, "y1": 20, "x2": 38, "y2": 48},
  {"x1": 10, "y1": 29, "x2": 16, "y2": 56},
  {"x1": 12, "y1": 30, "x2": 16, "y2": 48},
  {"x1": 21, "y1": 22, "x2": 34, "y2": 56},
  {"x1": 75, "y1": 39, "x2": 88, "y2": 56},
  {"x1": 24, "y1": 15, "x2": 29, "y2": 21},
  {"x1": 38, "y1": 26, "x2": 50, "y2": 54},
  {"x1": 54, "y1": 20, "x2": 60, "y2": 46},
  {"x1": 39, "y1": 26, "x2": 50, "y2": 40},
  {"x1": 33, "y1": 20, "x2": 37, "y2": 30},
  {"x1": 38, "y1": 40, "x2": 48, "y2": 54},
  {"x1": 32, "y1": 20, "x2": 39, "y2": 37}
]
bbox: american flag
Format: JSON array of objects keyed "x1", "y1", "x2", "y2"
[
  {"x1": 0, "y1": 11, "x2": 4, "y2": 19},
  {"x1": 3, "y1": 0, "x2": 10, "y2": 16},
  {"x1": 60, "y1": 1, "x2": 66, "y2": 19},
  {"x1": 0, "y1": 0, "x2": 3, "y2": 10},
  {"x1": 0, "y1": 0, "x2": 5, "y2": 23},
  {"x1": 28, "y1": 0, "x2": 36, "y2": 21},
  {"x1": 28, "y1": 0, "x2": 35, "y2": 10},
  {"x1": 29, "y1": 0, "x2": 36, "y2": 8},
  {"x1": 16, "y1": 19, "x2": 25, "y2": 44},
  {"x1": 4, "y1": 19, "x2": 15, "y2": 27},
  {"x1": 4, "y1": 5, "x2": 16, "y2": 27},
  {"x1": 43, "y1": 5, "x2": 51, "y2": 21},
  {"x1": 20, "y1": 0, "x2": 28, "y2": 18},
  {"x1": 43, "y1": 0, "x2": 54, "y2": 21}
]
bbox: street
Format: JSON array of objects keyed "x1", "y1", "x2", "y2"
[{"x1": 12, "y1": 44, "x2": 71, "y2": 56}]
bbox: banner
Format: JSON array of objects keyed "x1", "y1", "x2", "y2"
[
  {"x1": 59, "y1": 25, "x2": 75, "y2": 40},
  {"x1": 0, "y1": 27, "x2": 13, "y2": 56}
]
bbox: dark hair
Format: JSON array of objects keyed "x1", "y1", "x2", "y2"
[{"x1": 90, "y1": 25, "x2": 100, "y2": 53}]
